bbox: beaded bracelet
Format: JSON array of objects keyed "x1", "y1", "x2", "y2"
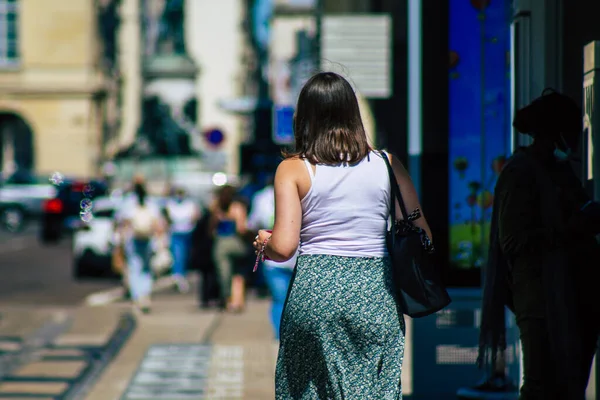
[{"x1": 253, "y1": 235, "x2": 272, "y2": 272}]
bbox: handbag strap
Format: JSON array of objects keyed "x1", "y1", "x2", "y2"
[{"x1": 379, "y1": 151, "x2": 409, "y2": 221}]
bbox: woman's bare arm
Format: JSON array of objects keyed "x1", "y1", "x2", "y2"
[
  {"x1": 232, "y1": 201, "x2": 248, "y2": 236},
  {"x1": 388, "y1": 153, "x2": 433, "y2": 241},
  {"x1": 264, "y1": 159, "x2": 303, "y2": 261}
]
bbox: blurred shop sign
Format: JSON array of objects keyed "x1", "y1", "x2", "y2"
[
  {"x1": 203, "y1": 128, "x2": 225, "y2": 148},
  {"x1": 272, "y1": 106, "x2": 295, "y2": 145},
  {"x1": 321, "y1": 15, "x2": 392, "y2": 99}
]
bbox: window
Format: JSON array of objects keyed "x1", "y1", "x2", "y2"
[{"x1": 0, "y1": 0, "x2": 19, "y2": 68}]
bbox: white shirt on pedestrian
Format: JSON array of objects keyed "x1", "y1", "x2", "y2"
[
  {"x1": 248, "y1": 185, "x2": 298, "y2": 270},
  {"x1": 116, "y1": 194, "x2": 161, "y2": 223},
  {"x1": 166, "y1": 198, "x2": 198, "y2": 234}
]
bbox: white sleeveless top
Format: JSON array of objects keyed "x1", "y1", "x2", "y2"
[
  {"x1": 299, "y1": 151, "x2": 390, "y2": 258},
  {"x1": 166, "y1": 198, "x2": 197, "y2": 234}
]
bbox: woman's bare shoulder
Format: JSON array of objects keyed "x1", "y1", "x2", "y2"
[
  {"x1": 226, "y1": 201, "x2": 246, "y2": 219},
  {"x1": 381, "y1": 150, "x2": 399, "y2": 164},
  {"x1": 277, "y1": 157, "x2": 305, "y2": 174},
  {"x1": 280, "y1": 155, "x2": 304, "y2": 164},
  {"x1": 231, "y1": 200, "x2": 247, "y2": 210},
  {"x1": 383, "y1": 152, "x2": 407, "y2": 171}
]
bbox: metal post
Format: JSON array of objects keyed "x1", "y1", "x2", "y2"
[
  {"x1": 314, "y1": 0, "x2": 324, "y2": 70},
  {"x1": 583, "y1": 40, "x2": 600, "y2": 400},
  {"x1": 407, "y1": 0, "x2": 422, "y2": 196},
  {"x1": 249, "y1": 0, "x2": 272, "y2": 143}
]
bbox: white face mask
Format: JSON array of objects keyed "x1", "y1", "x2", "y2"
[{"x1": 553, "y1": 134, "x2": 572, "y2": 161}]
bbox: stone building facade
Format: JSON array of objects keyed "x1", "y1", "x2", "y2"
[{"x1": 0, "y1": 0, "x2": 119, "y2": 178}]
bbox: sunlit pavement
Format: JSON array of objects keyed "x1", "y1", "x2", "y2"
[
  {"x1": 0, "y1": 304, "x2": 130, "y2": 398},
  {"x1": 85, "y1": 290, "x2": 278, "y2": 400},
  {"x1": 0, "y1": 285, "x2": 277, "y2": 399},
  {"x1": 0, "y1": 224, "x2": 278, "y2": 399}
]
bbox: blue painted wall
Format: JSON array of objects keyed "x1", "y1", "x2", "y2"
[{"x1": 448, "y1": 0, "x2": 512, "y2": 269}]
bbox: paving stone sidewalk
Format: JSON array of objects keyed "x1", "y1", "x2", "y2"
[
  {"x1": 85, "y1": 292, "x2": 278, "y2": 400},
  {"x1": 0, "y1": 305, "x2": 127, "y2": 399}
]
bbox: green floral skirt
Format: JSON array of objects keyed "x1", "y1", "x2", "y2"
[{"x1": 275, "y1": 254, "x2": 405, "y2": 400}]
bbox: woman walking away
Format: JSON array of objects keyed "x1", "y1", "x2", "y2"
[
  {"x1": 124, "y1": 182, "x2": 162, "y2": 314},
  {"x1": 252, "y1": 72, "x2": 431, "y2": 399},
  {"x1": 210, "y1": 185, "x2": 248, "y2": 312},
  {"x1": 166, "y1": 187, "x2": 200, "y2": 293}
]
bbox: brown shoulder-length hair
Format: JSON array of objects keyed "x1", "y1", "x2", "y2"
[
  {"x1": 216, "y1": 184, "x2": 236, "y2": 211},
  {"x1": 283, "y1": 72, "x2": 371, "y2": 165}
]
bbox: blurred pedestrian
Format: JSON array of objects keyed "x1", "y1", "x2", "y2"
[
  {"x1": 121, "y1": 181, "x2": 162, "y2": 314},
  {"x1": 478, "y1": 89, "x2": 600, "y2": 399},
  {"x1": 247, "y1": 174, "x2": 297, "y2": 340},
  {"x1": 192, "y1": 206, "x2": 221, "y2": 308},
  {"x1": 165, "y1": 187, "x2": 200, "y2": 293},
  {"x1": 209, "y1": 185, "x2": 248, "y2": 312},
  {"x1": 253, "y1": 72, "x2": 431, "y2": 398},
  {"x1": 114, "y1": 174, "x2": 149, "y2": 297},
  {"x1": 149, "y1": 210, "x2": 173, "y2": 278}
]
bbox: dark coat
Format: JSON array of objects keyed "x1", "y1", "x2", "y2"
[{"x1": 478, "y1": 148, "x2": 596, "y2": 392}]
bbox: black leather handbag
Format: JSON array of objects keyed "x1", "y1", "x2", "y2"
[{"x1": 380, "y1": 152, "x2": 451, "y2": 318}]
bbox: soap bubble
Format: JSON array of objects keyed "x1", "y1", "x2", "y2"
[
  {"x1": 49, "y1": 172, "x2": 64, "y2": 186},
  {"x1": 80, "y1": 198, "x2": 93, "y2": 211},
  {"x1": 83, "y1": 184, "x2": 95, "y2": 198},
  {"x1": 80, "y1": 210, "x2": 94, "y2": 223}
]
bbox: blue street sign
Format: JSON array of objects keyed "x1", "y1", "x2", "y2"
[
  {"x1": 203, "y1": 128, "x2": 225, "y2": 147},
  {"x1": 272, "y1": 106, "x2": 295, "y2": 145}
]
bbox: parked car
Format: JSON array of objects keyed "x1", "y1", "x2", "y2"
[
  {"x1": 40, "y1": 179, "x2": 109, "y2": 244},
  {"x1": 72, "y1": 196, "x2": 118, "y2": 279},
  {"x1": 72, "y1": 195, "x2": 171, "y2": 279},
  {"x1": 0, "y1": 170, "x2": 57, "y2": 232}
]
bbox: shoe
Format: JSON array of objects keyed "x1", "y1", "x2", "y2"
[
  {"x1": 132, "y1": 303, "x2": 148, "y2": 316},
  {"x1": 175, "y1": 277, "x2": 190, "y2": 293},
  {"x1": 457, "y1": 374, "x2": 518, "y2": 399},
  {"x1": 473, "y1": 374, "x2": 518, "y2": 392},
  {"x1": 137, "y1": 296, "x2": 152, "y2": 314},
  {"x1": 227, "y1": 304, "x2": 245, "y2": 314}
]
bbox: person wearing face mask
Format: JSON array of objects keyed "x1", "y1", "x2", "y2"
[
  {"x1": 165, "y1": 187, "x2": 200, "y2": 293},
  {"x1": 477, "y1": 89, "x2": 600, "y2": 400}
]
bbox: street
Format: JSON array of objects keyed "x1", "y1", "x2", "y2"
[
  {"x1": 0, "y1": 224, "x2": 131, "y2": 399},
  {"x1": 0, "y1": 223, "x2": 118, "y2": 306},
  {"x1": 0, "y1": 224, "x2": 278, "y2": 399}
]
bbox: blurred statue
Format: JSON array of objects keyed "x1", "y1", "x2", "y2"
[
  {"x1": 159, "y1": 0, "x2": 186, "y2": 55},
  {"x1": 143, "y1": 0, "x2": 186, "y2": 57}
]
